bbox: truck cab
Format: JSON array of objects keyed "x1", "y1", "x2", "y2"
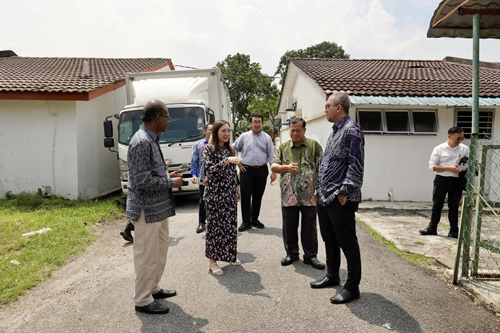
[{"x1": 104, "y1": 69, "x2": 232, "y2": 196}]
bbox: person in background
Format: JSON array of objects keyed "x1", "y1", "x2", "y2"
[
  {"x1": 232, "y1": 113, "x2": 277, "y2": 232},
  {"x1": 191, "y1": 124, "x2": 213, "y2": 234},
  {"x1": 420, "y1": 126, "x2": 469, "y2": 239},
  {"x1": 203, "y1": 120, "x2": 242, "y2": 275},
  {"x1": 271, "y1": 118, "x2": 325, "y2": 270},
  {"x1": 126, "y1": 100, "x2": 183, "y2": 314},
  {"x1": 311, "y1": 92, "x2": 365, "y2": 305}
]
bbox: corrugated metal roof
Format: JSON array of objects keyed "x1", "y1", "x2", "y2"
[
  {"x1": 350, "y1": 95, "x2": 500, "y2": 107},
  {"x1": 428, "y1": 0, "x2": 500, "y2": 39}
]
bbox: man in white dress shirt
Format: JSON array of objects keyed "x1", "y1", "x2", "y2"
[
  {"x1": 420, "y1": 126, "x2": 469, "y2": 238},
  {"x1": 233, "y1": 113, "x2": 277, "y2": 231}
]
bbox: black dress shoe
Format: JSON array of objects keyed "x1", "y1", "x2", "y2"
[
  {"x1": 330, "y1": 288, "x2": 360, "y2": 304},
  {"x1": 281, "y1": 254, "x2": 300, "y2": 266},
  {"x1": 303, "y1": 257, "x2": 326, "y2": 270},
  {"x1": 310, "y1": 275, "x2": 340, "y2": 288},
  {"x1": 448, "y1": 229, "x2": 459, "y2": 239},
  {"x1": 120, "y1": 222, "x2": 134, "y2": 242},
  {"x1": 152, "y1": 289, "x2": 177, "y2": 299},
  {"x1": 135, "y1": 301, "x2": 169, "y2": 314},
  {"x1": 251, "y1": 220, "x2": 265, "y2": 229},
  {"x1": 196, "y1": 223, "x2": 206, "y2": 234},
  {"x1": 238, "y1": 223, "x2": 252, "y2": 232},
  {"x1": 419, "y1": 227, "x2": 437, "y2": 236}
]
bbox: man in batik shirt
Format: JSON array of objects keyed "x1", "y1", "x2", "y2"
[
  {"x1": 311, "y1": 92, "x2": 365, "y2": 305},
  {"x1": 271, "y1": 118, "x2": 325, "y2": 270},
  {"x1": 190, "y1": 124, "x2": 213, "y2": 234}
]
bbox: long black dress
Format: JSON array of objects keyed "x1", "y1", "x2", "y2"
[{"x1": 202, "y1": 144, "x2": 238, "y2": 263}]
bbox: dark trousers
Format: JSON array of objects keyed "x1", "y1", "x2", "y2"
[
  {"x1": 198, "y1": 184, "x2": 207, "y2": 225},
  {"x1": 282, "y1": 206, "x2": 318, "y2": 259},
  {"x1": 317, "y1": 197, "x2": 361, "y2": 292},
  {"x1": 240, "y1": 167, "x2": 268, "y2": 225},
  {"x1": 429, "y1": 175, "x2": 462, "y2": 231}
]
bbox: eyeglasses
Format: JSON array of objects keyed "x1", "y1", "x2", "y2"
[
  {"x1": 158, "y1": 114, "x2": 171, "y2": 121},
  {"x1": 456, "y1": 136, "x2": 465, "y2": 141},
  {"x1": 325, "y1": 103, "x2": 337, "y2": 110},
  {"x1": 251, "y1": 121, "x2": 263, "y2": 125}
]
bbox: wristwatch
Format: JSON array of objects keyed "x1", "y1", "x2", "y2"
[{"x1": 338, "y1": 190, "x2": 348, "y2": 197}]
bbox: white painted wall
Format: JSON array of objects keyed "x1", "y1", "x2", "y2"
[
  {"x1": 0, "y1": 100, "x2": 79, "y2": 199},
  {"x1": 279, "y1": 73, "x2": 328, "y2": 144},
  {"x1": 76, "y1": 87, "x2": 127, "y2": 199},
  {"x1": 278, "y1": 73, "x2": 500, "y2": 201}
]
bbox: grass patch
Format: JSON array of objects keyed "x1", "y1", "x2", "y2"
[
  {"x1": 480, "y1": 240, "x2": 500, "y2": 255},
  {"x1": 414, "y1": 241, "x2": 425, "y2": 246},
  {"x1": 0, "y1": 192, "x2": 125, "y2": 304},
  {"x1": 357, "y1": 217, "x2": 436, "y2": 266}
]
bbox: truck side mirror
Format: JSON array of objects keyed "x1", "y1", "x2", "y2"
[
  {"x1": 104, "y1": 120, "x2": 114, "y2": 138},
  {"x1": 104, "y1": 137, "x2": 115, "y2": 148}
]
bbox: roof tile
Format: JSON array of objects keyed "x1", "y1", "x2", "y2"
[
  {"x1": 0, "y1": 57, "x2": 171, "y2": 93},
  {"x1": 289, "y1": 58, "x2": 500, "y2": 98}
]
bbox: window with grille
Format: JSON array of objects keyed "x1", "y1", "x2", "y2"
[
  {"x1": 455, "y1": 109, "x2": 494, "y2": 139},
  {"x1": 357, "y1": 109, "x2": 438, "y2": 134}
]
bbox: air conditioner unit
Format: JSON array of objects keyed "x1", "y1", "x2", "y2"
[{"x1": 286, "y1": 97, "x2": 296, "y2": 111}]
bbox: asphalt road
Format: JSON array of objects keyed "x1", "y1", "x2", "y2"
[{"x1": 1, "y1": 182, "x2": 499, "y2": 332}]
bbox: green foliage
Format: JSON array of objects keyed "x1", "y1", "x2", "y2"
[
  {"x1": 357, "y1": 218, "x2": 436, "y2": 266},
  {"x1": 0, "y1": 193, "x2": 124, "y2": 304},
  {"x1": 275, "y1": 41, "x2": 350, "y2": 84},
  {"x1": 217, "y1": 53, "x2": 277, "y2": 134}
]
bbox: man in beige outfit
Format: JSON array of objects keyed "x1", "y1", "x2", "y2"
[{"x1": 126, "y1": 100, "x2": 183, "y2": 314}]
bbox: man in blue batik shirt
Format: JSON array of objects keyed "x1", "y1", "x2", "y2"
[
  {"x1": 190, "y1": 124, "x2": 213, "y2": 234},
  {"x1": 126, "y1": 100, "x2": 183, "y2": 315},
  {"x1": 310, "y1": 92, "x2": 365, "y2": 305}
]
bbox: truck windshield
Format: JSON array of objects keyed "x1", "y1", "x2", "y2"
[{"x1": 119, "y1": 107, "x2": 205, "y2": 145}]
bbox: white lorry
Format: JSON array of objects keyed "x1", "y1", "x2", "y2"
[{"x1": 103, "y1": 68, "x2": 232, "y2": 195}]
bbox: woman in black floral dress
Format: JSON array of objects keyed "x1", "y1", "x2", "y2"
[{"x1": 203, "y1": 120, "x2": 242, "y2": 275}]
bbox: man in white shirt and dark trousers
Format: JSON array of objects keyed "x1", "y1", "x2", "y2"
[
  {"x1": 233, "y1": 113, "x2": 277, "y2": 232},
  {"x1": 420, "y1": 126, "x2": 469, "y2": 239}
]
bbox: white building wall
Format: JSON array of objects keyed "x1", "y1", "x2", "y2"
[
  {"x1": 358, "y1": 107, "x2": 455, "y2": 201},
  {"x1": 279, "y1": 73, "x2": 327, "y2": 145},
  {"x1": 76, "y1": 87, "x2": 127, "y2": 199},
  {"x1": 279, "y1": 90, "x2": 498, "y2": 201},
  {"x1": 0, "y1": 100, "x2": 78, "y2": 199}
]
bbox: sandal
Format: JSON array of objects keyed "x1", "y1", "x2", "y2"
[
  {"x1": 209, "y1": 262, "x2": 223, "y2": 275},
  {"x1": 231, "y1": 259, "x2": 241, "y2": 266}
]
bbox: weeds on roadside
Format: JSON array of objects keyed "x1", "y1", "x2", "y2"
[
  {"x1": 357, "y1": 217, "x2": 436, "y2": 266},
  {"x1": 0, "y1": 192, "x2": 125, "y2": 304}
]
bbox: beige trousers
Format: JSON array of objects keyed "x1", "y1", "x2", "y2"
[{"x1": 133, "y1": 210, "x2": 169, "y2": 306}]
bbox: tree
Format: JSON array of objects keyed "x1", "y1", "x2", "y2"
[
  {"x1": 275, "y1": 41, "x2": 350, "y2": 84},
  {"x1": 217, "y1": 53, "x2": 276, "y2": 135},
  {"x1": 247, "y1": 85, "x2": 280, "y2": 137}
]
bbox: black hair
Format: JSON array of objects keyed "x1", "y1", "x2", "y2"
[
  {"x1": 448, "y1": 126, "x2": 464, "y2": 135},
  {"x1": 250, "y1": 113, "x2": 264, "y2": 123},
  {"x1": 290, "y1": 117, "x2": 306, "y2": 128}
]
